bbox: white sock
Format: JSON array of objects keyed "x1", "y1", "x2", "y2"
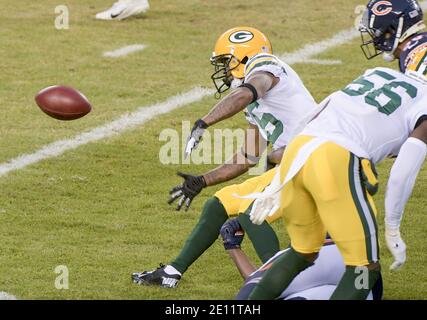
[{"x1": 164, "y1": 265, "x2": 182, "y2": 276}]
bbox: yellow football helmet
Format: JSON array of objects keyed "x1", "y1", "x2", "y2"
[
  {"x1": 211, "y1": 27, "x2": 273, "y2": 94},
  {"x1": 405, "y1": 42, "x2": 427, "y2": 84}
]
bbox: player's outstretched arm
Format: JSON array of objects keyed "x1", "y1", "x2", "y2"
[
  {"x1": 185, "y1": 72, "x2": 278, "y2": 157},
  {"x1": 169, "y1": 125, "x2": 266, "y2": 211},
  {"x1": 202, "y1": 72, "x2": 277, "y2": 126},
  {"x1": 220, "y1": 219, "x2": 256, "y2": 280},
  {"x1": 385, "y1": 120, "x2": 427, "y2": 271},
  {"x1": 202, "y1": 124, "x2": 266, "y2": 186}
]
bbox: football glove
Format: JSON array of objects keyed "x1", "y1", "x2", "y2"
[
  {"x1": 250, "y1": 194, "x2": 280, "y2": 225},
  {"x1": 185, "y1": 119, "x2": 208, "y2": 158},
  {"x1": 220, "y1": 218, "x2": 244, "y2": 250},
  {"x1": 168, "y1": 172, "x2": 206, "y2": 211},
  {"x1": 249, "y1": 170, "x2": 282, "y2": 225},
  {"x1": 385, "y1": 226, "x2": 407, "y2": 271}
]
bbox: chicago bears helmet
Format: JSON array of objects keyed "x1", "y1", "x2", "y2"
[
  {"x1": 359, "y1": 0, "x2": 425, "y2": 61},
  {"x1": 210, "y1": 27, "x2": 273, "y2": 94}
]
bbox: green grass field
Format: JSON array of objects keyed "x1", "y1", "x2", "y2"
[{"x1": 0, "y1": 0, "x2": 426, "y2": 299}]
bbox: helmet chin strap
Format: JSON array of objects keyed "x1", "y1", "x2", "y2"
[{"x1": 383, "y1": 17, "x2": 404, "y2": 63}]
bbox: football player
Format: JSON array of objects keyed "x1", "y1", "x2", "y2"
[
  {"x1": 131, "y1": 27, "x2": 318, "y2": 288},
  {"x1": 359, "y1": 0, "x2": 427, "y2": 272},
  {"x1": 245, "y1": 0, "x2": 427, "y2": 300},
  {"x1": 219, "y1": 218, "x2": 382, "y2": 300}
]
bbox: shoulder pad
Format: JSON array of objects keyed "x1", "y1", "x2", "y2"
[{"x1": 244, "y1": 54, "x2": 286, "y2": 77}]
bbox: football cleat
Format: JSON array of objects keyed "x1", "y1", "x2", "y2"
[
  {"x1": 132, "y1": 264, "x2": 181, "y2": 288},
  {"x1": 95, "y1": 0, "x2": 149, "y2": 21}
]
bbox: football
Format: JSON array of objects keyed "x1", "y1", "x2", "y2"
[{"x1": 35, "y1": 85, "x2": 92, "y2": 120}]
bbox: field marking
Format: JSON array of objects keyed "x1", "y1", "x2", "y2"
[
  {"x1": 0, "y1": 88, "x2": 213, "y2": 177},
  {"x1": 0, "y1": 291, "x2": 17, "y2": 300},
  {"x1": 280, "y1": 27, "x2": 359, "y2": 65},
  {"x1": 0, "y1": 26, "x2": 368, "y2": 178},
  {"x1": 304, "y1": 58, "x2": 343, "y2": 65},
  {"x1": 103, "y1": 44, "x2": 147, "y2": 58}
]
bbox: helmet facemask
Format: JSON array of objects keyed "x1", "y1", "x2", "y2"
[
  {"x1": 210, "y1": 54, "x2": 247, "y2": 95},
  {"x1": 359, "y1": 9, "x2": 404, "y2": 60}
]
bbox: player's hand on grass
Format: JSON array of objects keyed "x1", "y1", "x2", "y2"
[
  {"x1": 385, "y1": 226, "x2": 407, "y2": 271},
  {"x1": 168, "y1": 172, "x2": 207, "y2": 211},
  {"x1": 220, "y1": 218, "x2": 244, "y2": 250},
  {"x1": 185, "y1": 119, "x2": 208, "y2": 158}
]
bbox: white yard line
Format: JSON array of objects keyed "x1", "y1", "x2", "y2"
[
  {"x1": 0, "y1": 25, "x2": 370, "y2": 177},
  {"x1": 0, "y1": 291, "x2": 17, "y2": 300},
  {"x1": 304, "y1": 58, "x2": 343, "y2": 65},
  {"x1": 103, "y1": 44, "x2": 147, "y2": 58},
  {"x1": 280, "y1": 28, "x2": 359, "y2": 64}
]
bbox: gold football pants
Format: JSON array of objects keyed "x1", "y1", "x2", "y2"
[
  {"x1": 214, "y1": 167, "x2": 280, "y2": 223},
  {"x1": 278, "y1": 135, "x2": 379, "y2": 266}
]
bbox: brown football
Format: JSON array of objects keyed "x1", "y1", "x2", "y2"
[{"x1": 35, "y1": 85, "x2": 92, "y2": 120}]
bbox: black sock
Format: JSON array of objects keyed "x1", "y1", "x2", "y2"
[
  {"x1": 171, "y1": 197, "x2": 227, "y2": 274},
  {"x1": 238, "y1": 213, "x2": 280, "y2": 263}
]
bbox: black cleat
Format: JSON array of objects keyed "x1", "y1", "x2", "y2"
[{"x1": 132, "y1": 264, "x2": 181, "y2": 288}]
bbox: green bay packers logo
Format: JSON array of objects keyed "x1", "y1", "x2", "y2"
[
  {"x1": 229, "y1": 31, "x2": 254, "y2": 43},
  {"x1": 372, "y1": 1, "x2": 393, "y2": 16}
]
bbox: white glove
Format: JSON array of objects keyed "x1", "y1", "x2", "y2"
[
  {"x1": 385, "y1": 226, "x2": 407, "y2": 271},
  {"x1": 249, "y1": 170, "x2": 282, "y2": 225},
  {"x1": 249, "y1": 194, "x2": 280, "y2": 225}
]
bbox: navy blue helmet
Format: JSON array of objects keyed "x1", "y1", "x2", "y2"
[{"x1": 359, "y1": 0, "x2": 425, "y2": 60}]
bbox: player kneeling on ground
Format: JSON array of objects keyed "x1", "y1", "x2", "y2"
[
  {"x1": 245, "y1": 0, "x2": 427, "y2": 299},
  {"x1": 220, "y1": 218, "x2": 383, "y2": 300}
]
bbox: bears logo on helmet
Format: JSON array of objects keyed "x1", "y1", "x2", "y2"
[{"x1": 371, "y1": 1, "x2": 393, "y2": 16}]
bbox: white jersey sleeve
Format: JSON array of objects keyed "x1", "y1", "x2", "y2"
[
  {"x1": 244, "y1": 53, "x2": 288, "y2": 79},
  {"x1": 241, "y1": 54, "x2": 317, "y2": 149}
]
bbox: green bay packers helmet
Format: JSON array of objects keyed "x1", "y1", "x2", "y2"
[{"x1": 210, "y1": 27, "x2": 273, "y2": 94}]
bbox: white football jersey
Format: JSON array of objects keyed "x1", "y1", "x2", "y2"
[
  {"x1": 302, "y1": 67, "x2": 427, "y2": 163},
  {"x1": 243, "y1": 54, "x2": 317, "y2": 150}
]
